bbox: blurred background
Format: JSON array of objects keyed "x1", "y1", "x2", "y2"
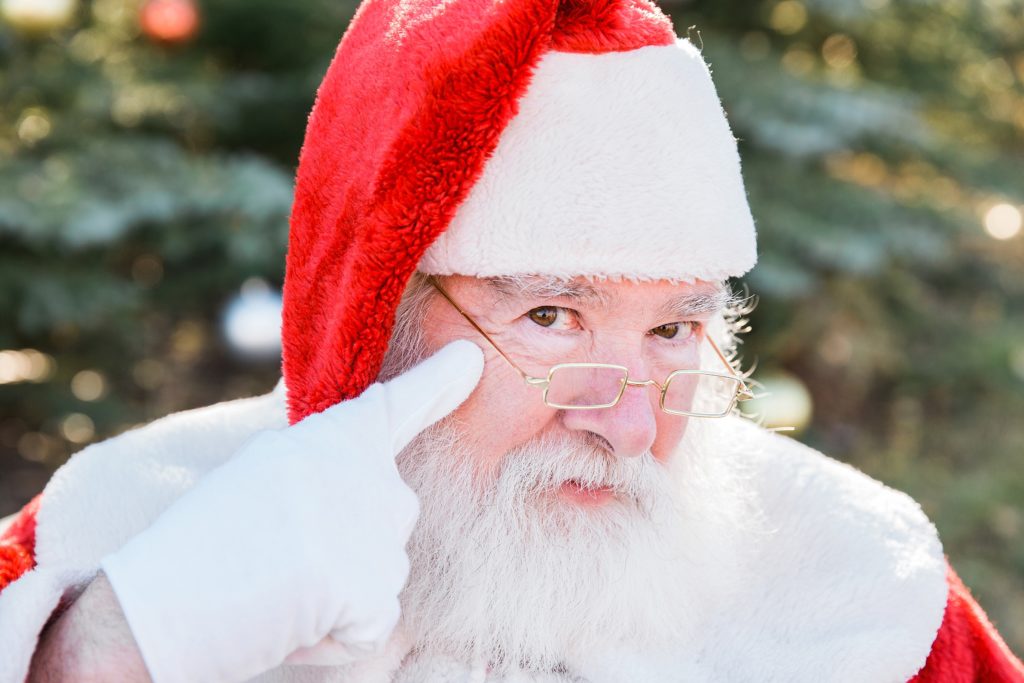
[{"x1": 1, "y1": 0, "x2": 1021, "y2": 651}]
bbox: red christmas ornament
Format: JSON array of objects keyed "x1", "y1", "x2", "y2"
[{"x1": 140, "y1": 0, "x2": 199, "y2": 44}]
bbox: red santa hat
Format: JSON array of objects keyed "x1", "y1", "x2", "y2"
[{"x1": 282, "y1": 0, "x2": 757, "y2": 424}]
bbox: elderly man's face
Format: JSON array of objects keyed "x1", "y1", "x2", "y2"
[
  {"x1": 419, "y1": 274, "x2": 727, "y2": 503},
  {"x1": 396, "y1": 274, "x2": 748, "y2": 669}
]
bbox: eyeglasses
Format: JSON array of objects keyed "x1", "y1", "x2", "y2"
[{"x1": 429, "y1": 277, "x2": 754, "y2": 418}]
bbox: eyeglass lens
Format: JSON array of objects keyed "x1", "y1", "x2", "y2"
[
  {"x1": 663, "y1": 372, "x2": 742, "y2": 417},
  {"x1": 545, "y1": 366, "x2": 628, "y2": 409}
]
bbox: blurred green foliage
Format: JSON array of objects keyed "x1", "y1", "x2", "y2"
[{"x1": 1, "y1": 0, "x2": 1022, "y2": 653}]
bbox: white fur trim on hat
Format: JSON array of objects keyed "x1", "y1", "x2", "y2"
[{"x1": 419, "y1": 38, "x2": 758, "y2": 283}]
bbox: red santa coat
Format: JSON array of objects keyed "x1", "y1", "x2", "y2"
[{"x1": 0, "y1": 383, "x2": 1021, "y2": 682}]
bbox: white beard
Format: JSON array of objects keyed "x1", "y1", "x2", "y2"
[{"x1": 395, "y1": 416, "x2": 764, "y2": 677}]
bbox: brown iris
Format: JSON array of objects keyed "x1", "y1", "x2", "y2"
[{"x1": 527, "y1": 307, "x2": 560, "y2": 327}]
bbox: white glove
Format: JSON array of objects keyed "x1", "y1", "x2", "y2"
[{"x1": 100, "y1": 340, "x2": 484, "y2": 683}]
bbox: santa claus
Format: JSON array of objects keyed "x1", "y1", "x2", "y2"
[{"x1": 2, "y1": 0, "x2": 1022, "y2": 681}]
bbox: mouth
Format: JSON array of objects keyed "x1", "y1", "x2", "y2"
[{"x1": 557, "y1": 479, "x2": 616, "y2": 506}]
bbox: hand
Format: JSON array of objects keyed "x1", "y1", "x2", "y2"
[{"x1": 100, "y1": 340, "x2": 484, "y2": 683}]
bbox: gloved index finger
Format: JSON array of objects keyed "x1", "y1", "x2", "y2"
[{"x1": 383, "y1": 339, "x2": 485, "y2": 453}]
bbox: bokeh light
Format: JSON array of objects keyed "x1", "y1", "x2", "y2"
[
  {"x1": 769, "y1": 0, "x2": 807, "y2": 35},
  {"x1": 71, "y1": 369, "x2": 107, "y2": 401},
  {"x1": 0, "y1": 349, "x2": 56, "y2": 385},
  {"x1": 984, "y1": 203, "x2": 1022, "y2": 240},
  {"x1": 17, "y1": 432, "x2": 61, "y2": 463},
  {"x1": 0, "y1": 0, "x2": 77, "y2": 33},
  {"x1": 222, "y1": 279, "x2": 283, "y2": 360},
  {"x1": 16, "y1": 108, "x2": 52, "y2": 146},
  {"x1": 742, "y1": 372, "x2": 814, "y2": 433},
  {"x1": 60, "y1": 413, "x2": 95, "y2": 444},
  {"x1": 139, "y1": 0, "x2": 199, "y2": 44},
  {"x1": 821, "y1": 33, "x2": 857, "y2": 75}
]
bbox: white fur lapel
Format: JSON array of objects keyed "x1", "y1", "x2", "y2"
[
  {"x1": 33, "y1": 381, "x2": 290, "y2": 572},
  {"x1": 21, "y1": 386, "x2": 945, "y2": 683},
  {"x1": 699, "y1": 418, "x2": 947, "y2": 683}
]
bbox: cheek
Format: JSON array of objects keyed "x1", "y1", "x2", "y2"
[
  {"x1": 446, "y1": 355, "x2": 555, "y2": 476},
  {"x1": 419, "y1": 303, "x2": 546, "y2": 473},
  {"x1": 650, "y1": 412, "x2": 689, "y2": 463}
]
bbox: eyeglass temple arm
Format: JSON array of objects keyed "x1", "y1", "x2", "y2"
[
  {"x1": 705, "y1": 333, "x2": 754, "y2": 398},
  {"x1": 427, "y1": 276, "x2": 540, "y2": 384}
]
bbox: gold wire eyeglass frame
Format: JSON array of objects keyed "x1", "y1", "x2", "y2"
[{"x1": 428, "y1": 277, "x2": 755, "y2": 418}]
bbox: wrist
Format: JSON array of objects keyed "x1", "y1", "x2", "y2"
[{"x1": 29, "y1": 574, "x2": 151, "y2": 683}]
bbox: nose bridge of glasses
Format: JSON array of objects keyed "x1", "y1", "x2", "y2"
[{"x1": 625, "y1": 377, "x2": 663, "y2": 391}]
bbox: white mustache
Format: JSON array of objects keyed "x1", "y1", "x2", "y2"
[{"x1": 465, "y1": 432, "x2": 672, "y2": 524}]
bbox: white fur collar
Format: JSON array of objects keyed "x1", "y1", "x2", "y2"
[{"x1": 24, "y1": 383, "x2": 946, "y2": 682}]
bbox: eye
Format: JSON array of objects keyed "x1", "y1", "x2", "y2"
[
  {"x1": 526, "y1": 306, "x2": 570, "y2": 329},
  {"x1": 650, "y1": 321, "x2": 700, "y2": 340}
]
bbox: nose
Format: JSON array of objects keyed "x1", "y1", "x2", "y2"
[{"x1": 559, "y1": 365, "x2": 659, "y2": 459}]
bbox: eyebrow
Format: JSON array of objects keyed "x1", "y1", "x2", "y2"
[
  {"x1": 484, "y1": 276, "x2": 730, "y2": 319},
  {"x1": 656, "y1": 286, "x2": 731, "y2": 320},
  {"x1": 485, "y1": 276, "x2": 611, "y2": 306}
]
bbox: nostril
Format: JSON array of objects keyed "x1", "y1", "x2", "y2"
[{"x1": 583, "y1": 431, "x2": 615, "y2": 455}]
